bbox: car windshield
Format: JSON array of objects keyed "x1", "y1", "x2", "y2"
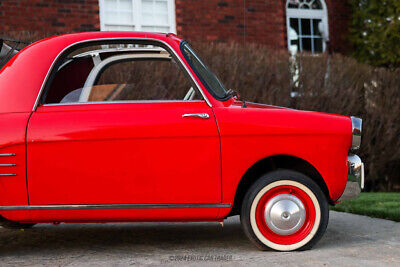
[{"x1": 181, "y1": 42, "x2": 228, "y2": 100}]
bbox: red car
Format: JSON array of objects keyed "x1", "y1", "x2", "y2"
[{"x1": 0, "y1": 32, "x2": 363, "y2": 251}]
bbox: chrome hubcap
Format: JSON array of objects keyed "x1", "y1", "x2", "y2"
[{"x1": 264, "y1": 194, "x2": 306, "y2": 235}]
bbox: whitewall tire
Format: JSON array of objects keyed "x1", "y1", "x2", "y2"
[{"x1": 240, "y1": 170, "x2": 329, "y2": 251}]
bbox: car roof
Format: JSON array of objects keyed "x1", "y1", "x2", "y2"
[{"x1": 0, "y1": 31, "x2": 184, "y2": 113}]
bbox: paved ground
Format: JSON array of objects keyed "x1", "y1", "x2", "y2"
[{"x1": 0, "y1": 211, "x2": 399, "y2": 266}]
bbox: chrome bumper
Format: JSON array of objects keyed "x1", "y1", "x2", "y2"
[{"x1": 338, "y1": 154, "x2": 364, "y2": 201}]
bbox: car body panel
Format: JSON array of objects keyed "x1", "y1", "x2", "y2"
[
  {"x1": 0, "y1": 113, "x2": 31, "y2": 221},
  {"x1": 0, "y1": 113, "x2": 30, "y2": 206},
  {"x1": 27, "y1": 102, "x2": 221, "y2": 205},
  {"x1": 213, "y1": 101, "x2": 351, "y2": 205}
]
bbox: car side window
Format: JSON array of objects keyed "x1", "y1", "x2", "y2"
[{"x1": 43, "y1": 42, "x2": 203, "y2": 104}]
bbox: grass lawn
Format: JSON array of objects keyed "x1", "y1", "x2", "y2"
[{"x1": 331, "y1": 192, "x2": 400, "y2": 222}]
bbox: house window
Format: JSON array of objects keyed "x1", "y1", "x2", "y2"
[
  {"x1": 286, "y1": 0, "x2": 329, "y2": 54},
  {"x1": 99, "y1": 0, "x2": 176, "y2": 33}
]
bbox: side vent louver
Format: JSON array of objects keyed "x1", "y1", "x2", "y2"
[{"x1": 0, "y1": 153, "x2": 17, "y2": 176}]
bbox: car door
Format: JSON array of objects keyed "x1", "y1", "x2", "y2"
[
  {"x1": 27, "y1": 101, "x2": 220, "y2": 205},
  {"x1": 26, "y1": 44, "x2": 221, "y2": 206}
]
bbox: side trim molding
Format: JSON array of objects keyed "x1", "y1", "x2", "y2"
[{"x1": 0, "y1": 203, "x2": 231, "y2": 211}]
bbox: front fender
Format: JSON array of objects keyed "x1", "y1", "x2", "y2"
[{"x1": 213, "y1": 105, "x2": 352, "y2": 205}]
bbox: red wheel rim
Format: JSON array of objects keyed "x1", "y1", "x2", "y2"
[{"x1": 255, "y1": 185, "x2": 316, "y2": 245}]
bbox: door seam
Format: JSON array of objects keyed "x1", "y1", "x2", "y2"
[
  {"x1": 24, "y1": 111, "x2": 34, "y2": 205},
  {"x1": 210, "y1": 108, "x2": 223, "y2": 204}
]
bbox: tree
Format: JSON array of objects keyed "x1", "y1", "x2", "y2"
[{"x1": 349, "y1": 0, "x2": 400, "y2": 68}]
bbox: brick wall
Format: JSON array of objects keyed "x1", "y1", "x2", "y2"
[
  {"x1": 0, "y1": 0, "x2": 99, "y2": 34},
  {"x1": 0, "y1": 0, "x2": 350, "y2": 53},
  {"x1": 326, "y1": 0, "x2": 352, "y2": 53},
  {"x1": 175, "y1": 0, "x2": 287, "y2": 50},
  {"x1": 176, "y1": 0, "x2": 351, "y2": 53}
]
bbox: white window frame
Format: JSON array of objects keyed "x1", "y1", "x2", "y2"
[
  {"x1": 286, "y1": 0, "x2": 329, "y2": 53},
  {"x1": 99, "y1": 0, "x2": 176, "y2": 33}
]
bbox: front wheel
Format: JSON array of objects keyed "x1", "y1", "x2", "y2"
[{"x1": 240, "y1": 170, "x2": 329, "y2": 251}]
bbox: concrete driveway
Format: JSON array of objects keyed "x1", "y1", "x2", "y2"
[{"x1": 0, "y1": 211, "x2": 399, "y2": 266}]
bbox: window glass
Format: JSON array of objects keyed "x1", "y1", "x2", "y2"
[
  {"x1": 104, "y1": 0, "x2": 133, "y2": 27},
  {"x1": 314, "y1": 38, "x2": 323, "y2": 53},
  {"x1": 290, "y1": 18, "x2": 299, "y2": 34},
  {"x1": 289, "y1": 18, "x2": 325, "y2": 53},
  {"x1": 82, "y1": 60, "x2": 197, "y2": 102},
  {"x1": 286, "y1": 0, "x2": 328, "y2": 53},
  {"x1": 181, "y1": 43, "x2": 228, "y2": 100},
  {"x1": 301, "y1": 19, "x2": 311, "y2": 35},
  {"x1": 44, "y1": 42, "x2": 202, "y2": 104},
  {"x1": 100, "y1": 0, "x2": 176, "y2": 33}
]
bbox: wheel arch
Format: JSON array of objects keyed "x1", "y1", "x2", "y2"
[{"x1": 229, "y1": 154, "x2": 332, "y2": 216}]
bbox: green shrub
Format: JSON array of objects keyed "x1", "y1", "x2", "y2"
[{"x1": 349, "y1": 0, "x2": 400, "y2": 68}]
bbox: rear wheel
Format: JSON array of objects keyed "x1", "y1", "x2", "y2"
[{"x1": 240, "y1": 170, "x2": 329, "y2": 251}]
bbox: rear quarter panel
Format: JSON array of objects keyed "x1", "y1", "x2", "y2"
[{"x1": 0, "y1": 113, "x2": 31, "y2": 221}]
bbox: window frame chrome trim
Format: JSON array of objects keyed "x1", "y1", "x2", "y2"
[
  {"x1": 41, "y1": 100, "x2": 206, "y2": 107},
  {"x1": 0, "y1": 203, "x2": 231, "y2": 211},
  {"x1": 33, "y1": 37, "x2": 212, "y2": 111}
]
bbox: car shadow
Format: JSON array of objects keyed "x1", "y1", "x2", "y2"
[
  {"x1": 0, "y1": 218, "x2": 252, "y2": 256},
  {"x1": 0, "y1": 214, "x2": 371, "y2": 256}
]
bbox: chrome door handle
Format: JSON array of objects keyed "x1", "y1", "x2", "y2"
[{"x1": 182, "y1": 113, "x2": 210, "y2": 119}]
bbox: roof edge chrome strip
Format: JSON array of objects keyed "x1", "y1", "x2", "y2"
[
  {"x1": 0, "y1": 203, "x2": 231, "y2": 211},
  {"x1": 33, "y1": 37, "x2": 212, "y2": 111}
]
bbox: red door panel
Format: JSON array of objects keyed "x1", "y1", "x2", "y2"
[{"x1": 27, "y1": 101, "x2": 221, "y2": 205}]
